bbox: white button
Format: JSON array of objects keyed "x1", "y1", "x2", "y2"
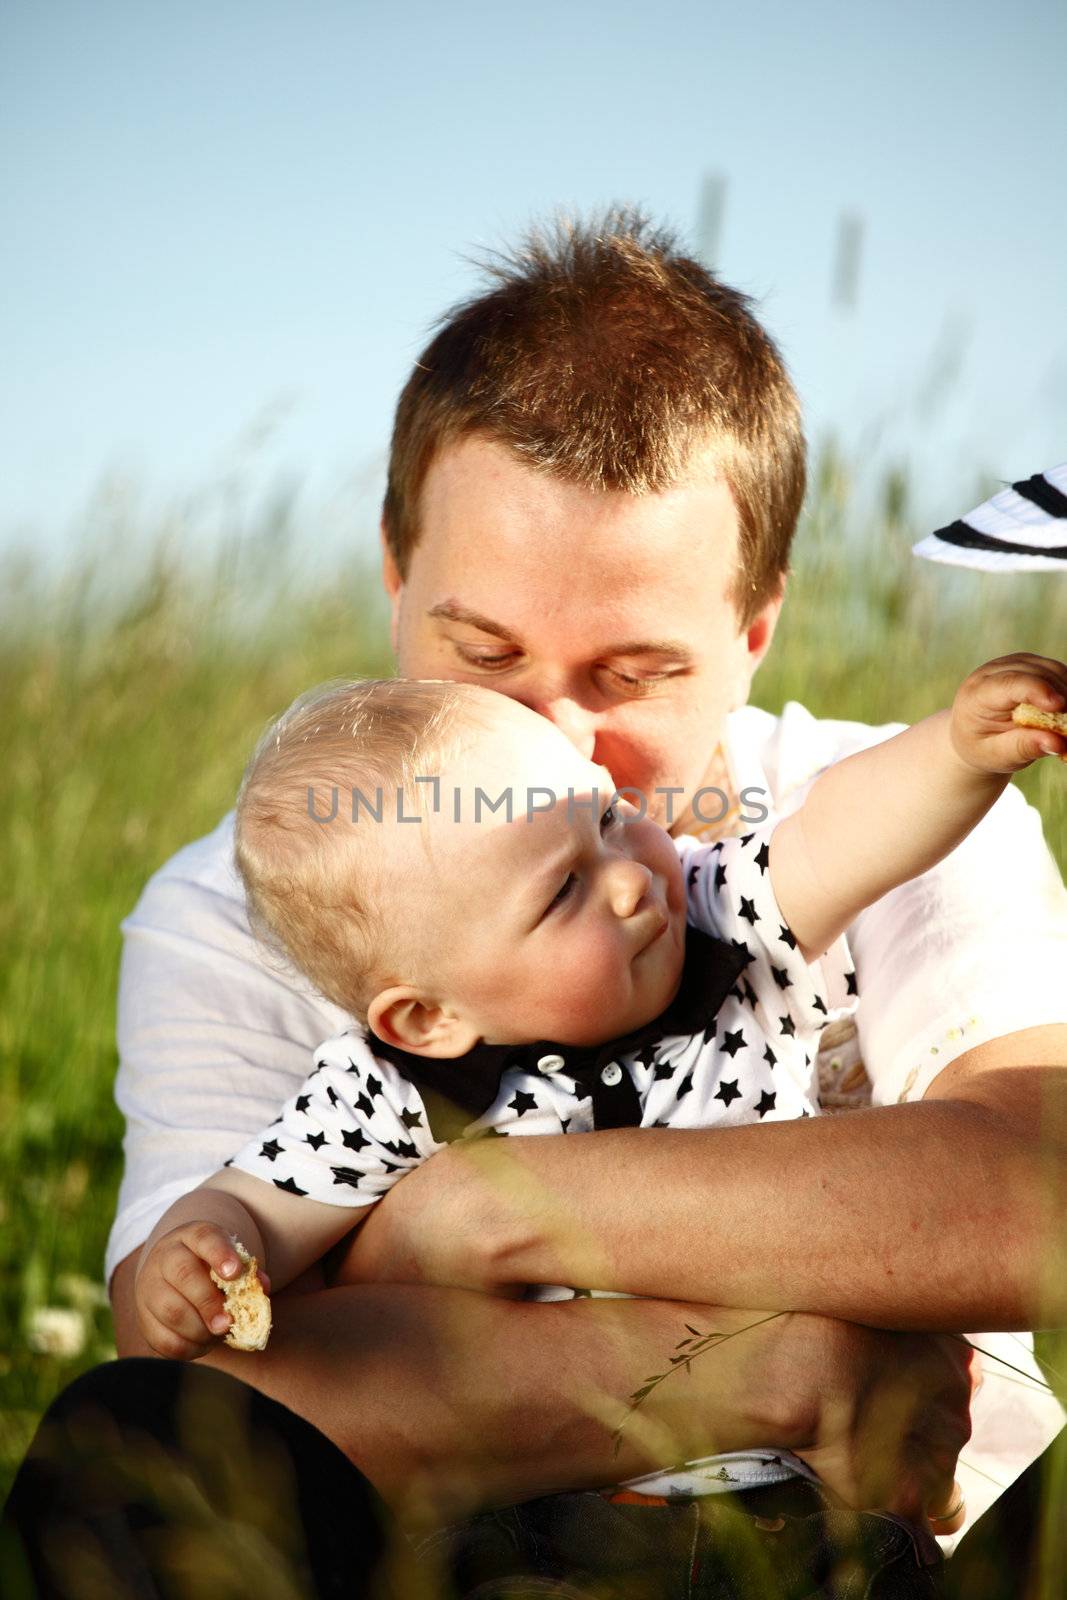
[
  {"x1": 536, "y1": 1053, "x2": 566, "y2": 1075},
  {"x1": 600, "y1": 1062, "x2": 623, "y2": 1086}
]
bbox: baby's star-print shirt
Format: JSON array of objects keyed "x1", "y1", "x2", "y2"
[{"x1": 229, "y1": 820, "x2": 858, "y2": 1204}]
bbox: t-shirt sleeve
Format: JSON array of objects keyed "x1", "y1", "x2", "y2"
[
  {"x1": 844, "y1": 782, "x2": 1067, "y2": 1105},
  {"x1": 227, "y1": 1034, "x2": 445, "y2": 1206},
  {"x1": 683, "y1": 822, "x2": 858, "y2": 1037},
  {"x1": 107, "y1": 812, "x2": 356, "y2": 1286}
]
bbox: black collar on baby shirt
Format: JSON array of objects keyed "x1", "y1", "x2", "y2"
[{"x1": 370, "y1": 926, "x2": 753, "y2": 1142}]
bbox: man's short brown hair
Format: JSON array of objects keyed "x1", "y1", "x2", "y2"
[{"x1": 383, "y1": 207, "x2": 806, "y2": 626}]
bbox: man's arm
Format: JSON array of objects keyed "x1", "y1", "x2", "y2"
[
  {"x1": 334, "y1": 1026, "x2": 1067, "y2": 1332},
  {"x1": 109, "y1": 1248, "x2": 970, "y2": 1526}
]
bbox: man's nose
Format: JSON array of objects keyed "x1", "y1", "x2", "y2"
[
  {"x1": 605, "y1": 856, "x2": 652, "y2": 919},
  {"x1": 531, "y1": 695, "x2": 599, "y2": 760}
]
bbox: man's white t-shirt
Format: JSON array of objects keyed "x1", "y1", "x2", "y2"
[{"x1": 108, "y1": 699, "x2": 1067, "y2": 1539}]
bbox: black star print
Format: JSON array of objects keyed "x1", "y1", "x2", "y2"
[
  {"x1": 365, "y1": 1073, "x2": 382, "y2": 1099},
  {"x1": 294, "y1": 1094, "x2": 311, "y2": 1115},
  {"x1": 721, "y1": 1028, "x2": 746, "y2": 1058},
  {"x1": 715, "y1": 1079, "x2": 742, "y2": 1108},
  {"x1": 738, "y1": 833, "x2": 754, "y2": 848},
  {"x1": 380, "y1": 1138, "x2": 418, "y2": 1159},
  {"x1": 330, "y1": 1166, "x2": 362, "y2": 1189},
  {"x1": 342, "y1": 1127, "x2": 370, "y2": 1152},
  {"x1": 742, "y1": 980, "x2": 758, "y2": 1008},
  {"x1": 688, "y1": 863, "x2": 701, "y2": 888},
  {"x1": 755, "y1": 1089, "x2": 777, "y2": 1118},
  {"x1": 754, "y1": 841, "x2": 771, "y2": 875},
  {"x1": 771, "y1": 965, "x2": 792, "y2": 990},
  {"x1": 509, "y1": 1089, "x2": 538, "y2": 1117},
  {"x1": 560, "y1": 1118, "x2": 570, "y2": 1133},
  {"x1": 345, "y1": 1056, "x2": 360, "y2": 1074},
  {"x1": 813, "y1": 994, "x2": 827, "y2": 1015},
  {"x1": 637, "y1": 1040, "x2": 659, "y2": 1071},
  {"x1": 846, "y1": 969, "x2": 858, "y2": 995},
  {"x1": 778, "y1": 925, "x2": 797, "y2": 950},
  {"x1": 702, "y1": 1016, "x2": 718, "y2": 1046},
  {"x1": 676, "y1": 1071, "x2": 694, "y2": 1098},
  {"x1": 355, "y1": 1092, "x2": 374, "y2": 1119},
  {"x1": 274, "y1": 1176, "x2": 307, "y2": 1195},
  {"x1": 259, "y1": 1139, "x2": 282, "y2": 1162},
  {"x1": 714, "y1": 861, "x2": 728, "y2": 893},
  {"x1": 326, "y1": 1085, "x2": 339, "y2": 1107},
  {"x1": 779, "y1": 1014, "x2": 796, "y2": 1038},
  {"x1": 763, "y1": 1044, "x2": 777, "y2": 1068},
  {"x1": 731, "y1": 937, "x2": 754, "y2": 968},
  {"x1": 738, "y1": 895, "x2": 758, "y2": 926},
  {"x1": 400, "y1": 1106, "x2": 424, "y2": 1130},
  {"x1": 654, "y1": 1058, "x2": 677, "y2": 1081},
  {"x1": 304, "y1": 1130, "x2": 327, "y2": 1151}
]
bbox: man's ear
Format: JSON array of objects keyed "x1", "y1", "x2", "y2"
[
  {"x1": 380, "y1": 521, "x2": 403, "y2": 655},
  {"x1": 744, "y1": 575, "x2": 786, "y2": 670},
  {"x1": 367, "y1": 986, "x2": 480, "y2": 1059}
]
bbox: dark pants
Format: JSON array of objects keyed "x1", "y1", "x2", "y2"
[{"x1": 0, "y1": 1359, "x2": 1057, "y2": 1599}]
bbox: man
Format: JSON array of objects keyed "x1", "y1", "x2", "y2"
[{"x1": 8, "y1": 211, "x2": 1067, "y2": 1596}]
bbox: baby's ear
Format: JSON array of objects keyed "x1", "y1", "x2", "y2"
[{"x1": 367, "y1": 988, "x2": 480, "y2": 1059}]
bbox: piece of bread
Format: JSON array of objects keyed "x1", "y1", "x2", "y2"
[
  {"x1": 1013, "y1": 702, "x2": 1067, "y2": 763},
  {"x1": 209, "y1": 1236, "x2": 271, "y2": 1351}
]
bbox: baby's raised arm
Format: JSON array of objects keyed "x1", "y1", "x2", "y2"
[
  {"x1": 770, "y1": 652, "x2": 1067, "y2": 962},
  {"x1": 134, "y1": 1167, "x2": 361, "y2": 1359}
]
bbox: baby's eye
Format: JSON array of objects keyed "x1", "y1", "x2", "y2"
[
  {"x1": 549, "y1": 874, "x2": 576, "y2": 909},
  {"x1": 600, "y1": 804, "x2": 618, "y2": 833}
]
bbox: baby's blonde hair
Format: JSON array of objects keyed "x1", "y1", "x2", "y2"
[{"x1": 234, "y1": 678, "x2": 474, "y2": 1019}]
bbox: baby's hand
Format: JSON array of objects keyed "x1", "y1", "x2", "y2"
[
  {"x1": 134, "y1": 1223, "x2": 263, "y2": 1360},
  {"x1": 951, "y1": 654, "x2": 1067, "y2": 774}
]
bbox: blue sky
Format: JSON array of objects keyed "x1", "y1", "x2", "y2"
[{"x1": 3, "y1": 0, "x2": 1065, "y2": 566}]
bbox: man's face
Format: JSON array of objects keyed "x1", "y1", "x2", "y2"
[{"x1": 383, "y1": 435, "x2": 783, "y2": 829}]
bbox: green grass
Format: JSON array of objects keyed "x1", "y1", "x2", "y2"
[{"x1": 1, "y1": 452, "x2": 1065, "y2": 1514}]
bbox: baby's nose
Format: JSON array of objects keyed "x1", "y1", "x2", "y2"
[{"x1": 608, "y1": 857, "x2": 652, "y2": 918}]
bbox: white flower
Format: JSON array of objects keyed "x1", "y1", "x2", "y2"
[
  {"x1": 28, "y1": 1306, "x2": 87, "y2": 1359},
  {"x1": 55, "y1": 1273, "x2": 110, "y2": 1312}
]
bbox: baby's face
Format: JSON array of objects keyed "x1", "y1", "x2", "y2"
[{"x1": 389, "y1": 693, "x2": 687, "y2": 1048}]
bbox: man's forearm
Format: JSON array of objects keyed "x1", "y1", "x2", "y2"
[
  {"x1": 431, "y1": 1049, "x2": 1067, "y2": 1331},
  {"x1": 111, "y1": 1251, "x2": 810, "y2": 1522}
]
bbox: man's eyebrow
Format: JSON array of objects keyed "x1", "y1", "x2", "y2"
[
  {"x1": 428, "y1": 603, "x2": 694, "y2": 662},
  {"x1": 427, "y1": 602, "x2": 520, "y2": 643},
  {"x1": 607, "y1": 639, "x2": 696, "y2": 662}
]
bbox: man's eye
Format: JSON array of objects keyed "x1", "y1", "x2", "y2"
[
  {"x1": 455, "y1": 646, "x2": 519, "y2": 672},
  {"x1": 602, "y1": 667, "x2": 670, "y2": 697}
]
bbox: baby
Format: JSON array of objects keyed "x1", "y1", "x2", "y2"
[{"x1": 135, "y1": 655, "x2": 1066, "y2": 1383}]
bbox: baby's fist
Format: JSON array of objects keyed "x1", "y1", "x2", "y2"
[
  {"x1": 134, "y1": 1222, "x2": 247, "y2": 1360},
  {"x1": 951, "y1": 653, "x2": 1067, "y2": 774}
]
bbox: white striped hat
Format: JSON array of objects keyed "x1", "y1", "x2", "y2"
[{"x1": 912, "y1": 464, "x2": 1067, "y2": 572}]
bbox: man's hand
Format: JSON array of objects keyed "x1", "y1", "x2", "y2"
[{"x1": 787, "y1": 1320, "x2": 976, "y2": 1529}]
